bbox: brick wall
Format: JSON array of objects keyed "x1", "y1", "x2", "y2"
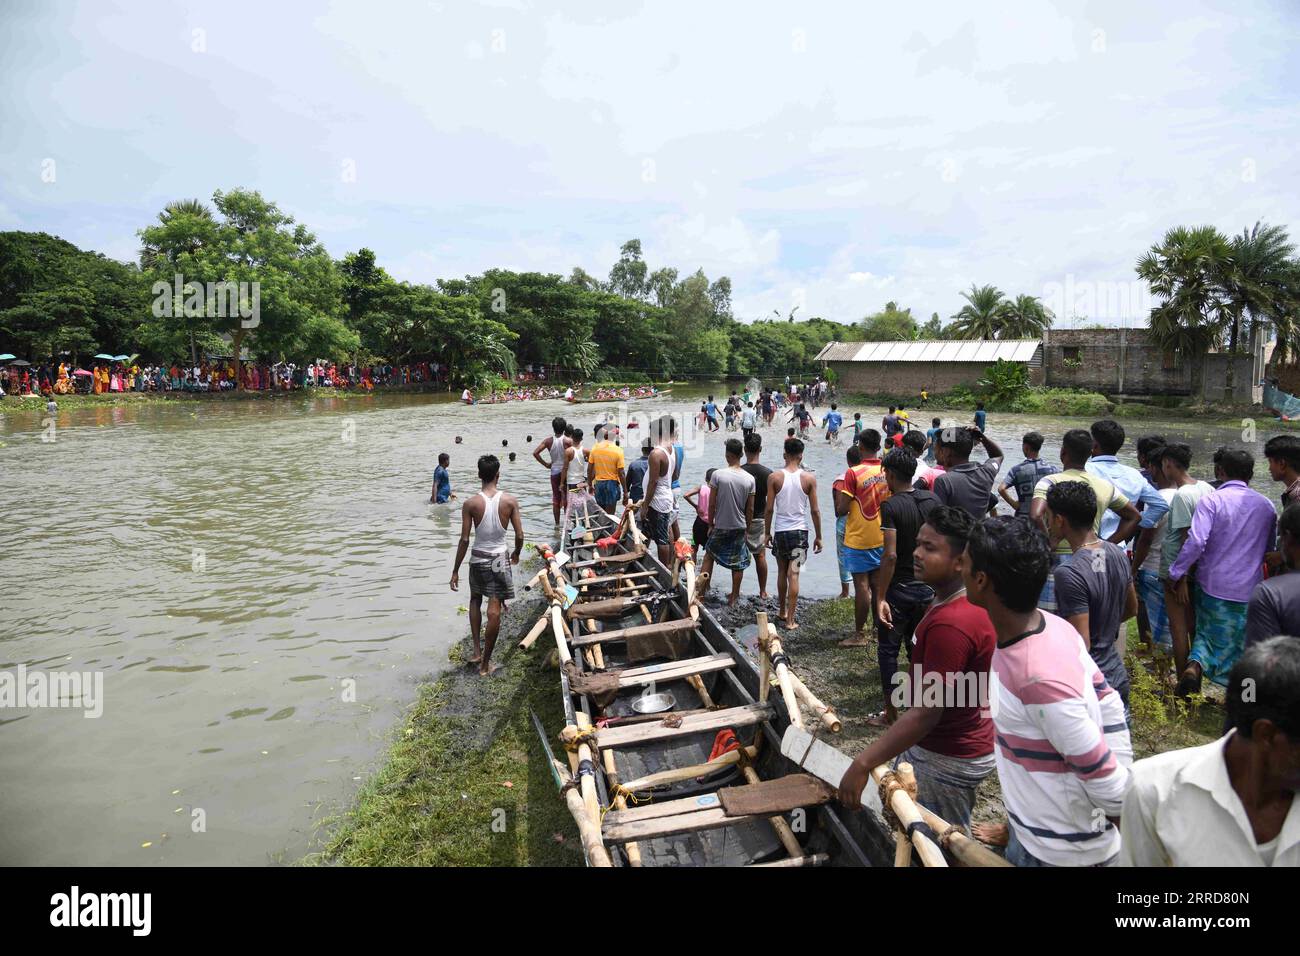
[
  {"x1": 831, "y1": 361, "x2": 996, "y2": 395},
  {"x1": 1042, "y1": 328, "x2": 1253, "y2": 402}
]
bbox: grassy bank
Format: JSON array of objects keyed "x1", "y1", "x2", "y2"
[
  {"x1": 312, "y1": 590, "x2": 583, "y2": 867},
  {"x1": 840, "y1": 386, "x2": 1115, "y2": 418},
  {"x1": 0, "y1": 385, "x2": 458, "y2": 415}
]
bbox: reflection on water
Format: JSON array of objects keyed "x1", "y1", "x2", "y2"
[{"x1": 0, "y1": 388, "x2": 1278, "y2": 864}]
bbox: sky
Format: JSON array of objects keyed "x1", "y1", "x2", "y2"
[{"x1": 1, "y1": 0, "x2": 1297, "y2": 326}]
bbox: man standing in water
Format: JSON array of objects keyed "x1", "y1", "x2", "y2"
[
  {"x1": 766, "y1": 437, "x2": 823, "y2": 629},
  {"x1": 450, "y1": 455, "x2": 524, "y2": 676},
  {"x1": 532, "y1": 416, "x2": 571, "y2": 525},
  {"x1": 641, "y1": 415, "x2": 678, "y2": 566},
  {"x1": 699, "y1": 438, "x2": 757, "y2": 606}
]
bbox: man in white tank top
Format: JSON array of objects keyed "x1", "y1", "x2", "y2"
[
  {"x1": 640, "y1": 415, "x2": 678, "y2": 565},
  {"x1": 764, "y1": 436, "x2": 823, "y2": 630},
  {"x1": 450, "y1": 454, "x2": 523, "y2": 675}
]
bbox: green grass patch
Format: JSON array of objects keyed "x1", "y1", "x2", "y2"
[{"x1": 312, "y1": 596, "x2": 583, "y2": 867}]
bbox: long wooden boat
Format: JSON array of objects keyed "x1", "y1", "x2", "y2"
[
  {"x1": 525, "y1": 492, "x2": 1014, "y2": 868},
  {"x1": 565, "y1": 388, "x2": 671, "y2": 405},
  {"x1": 528, "y1": 493, "x2": 879, "y2": 867}
]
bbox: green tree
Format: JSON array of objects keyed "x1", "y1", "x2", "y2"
[
  {"x1": 1221, "y1": 221, "x2": 1298, "y2": 360},
  {"x1": 949, "y1": 284, "x2": 1008, "y2": 340},
  {"x1": 998, "y1": 294, "x2": 1054, "y2": 339},
  {"x1": 1136, "y1": 225, "x2": 1232, "y2": 356},
  {"x1": 860, "y1": 301, "x2": 918, "y2": 340},
  {"x1": 608, "y1": 239, "x2": 648, "y2": 300},
  {"x1": 139, "y1": 189, "x2": 354, "y2": 386}
]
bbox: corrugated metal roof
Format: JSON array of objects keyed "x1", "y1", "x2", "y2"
[{"x1": 818, "y1": 339, "x2": 1041, "y2": 363}]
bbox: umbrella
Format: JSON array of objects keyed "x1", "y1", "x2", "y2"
[
  {"x1": 94, "y1": 353, "x2": 114, "y2": 359},
  {"x1": 113, "y1": 355, "x2": 133, "y2": 363},
  {"x1": 8, "y1": 359, "x2": 31, "y2": 366},
  {"x1": 73, "y1": 369, "x2": 93, "y2": 377},
  {"x1": 0, "y1": 354, "x2": 14, "y2": 361}
]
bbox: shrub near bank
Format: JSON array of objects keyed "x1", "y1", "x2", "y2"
[{"x1": 842, "y1": 385, "x2": 1113, "y2": 417}]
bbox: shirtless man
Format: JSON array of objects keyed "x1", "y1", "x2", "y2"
[
  {"x1": 531, "y1": 416, "x2": 572, "y2": 524},
  {"x1": 450, "y1": 455, "x2": 524, "y2": 675}
]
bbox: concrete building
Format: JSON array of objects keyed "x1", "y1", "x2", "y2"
[
  {"x1": 819, "y1": 328, "x2": 1266, "y2": 404},
  {"x1": 815, "y1": 339, "x2": 1043, "y2": 394}
]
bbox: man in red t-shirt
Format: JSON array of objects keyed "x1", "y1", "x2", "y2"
[{"x1": 837, "y1": 505, "x2": 997, "y2": 830}]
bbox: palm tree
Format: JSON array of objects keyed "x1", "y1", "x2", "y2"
[
  {"x1": 1137, "y1": 225, "x2": 1231, "y2": 354},
  {"x1": 949, "y1": 284, "x2": 1007, "y2": 340},
  {"x1": 998, "y1": 294, "x2": 1054, "y2": 339},
  {"x1": 1221, "y1": 221, "x2": 1297, "y2": 357}
]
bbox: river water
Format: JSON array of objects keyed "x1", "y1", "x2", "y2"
[{"x1": 0, "y1": 386, "x2": 1278, "y2": 864}]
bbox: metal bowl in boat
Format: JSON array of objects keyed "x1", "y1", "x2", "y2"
[{"x1": 632, "y1": 691, "x2": 676, "y2": 714}]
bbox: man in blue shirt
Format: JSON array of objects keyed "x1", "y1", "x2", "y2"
[
  {"x1": 998, "y1": 431, "x2": 1059, "y2": 516},
  {"x1": 1086, "y1": 419, "x2": 1170, "y2": 539},
  {"x1": 705, "y1": 395, "x2": 720, "y2": 431},
  {"x1": 626, "y1": 438, "x2": 651, "y2": 503},
  {"x1": 973, "y1": 402, "x2": 986, "y2": 433},
  {"x1": 823, "y1": 403, "x2": 843, "y2": 444},
  {"x1": 431, "y1": 453, "x2": 455, "y2": 503}
]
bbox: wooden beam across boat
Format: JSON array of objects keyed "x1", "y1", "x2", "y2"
[
  {"x1": 576, "y1": 569, "x2": 658, "y2": 588},
  {"x1": 616, "y1": 653, "x2": 734, "y2": 688},
  {"x1": 602, "y1": 805, "x2": 761, "y2": 844},
  {"x1": 568, "y1": 549, "x2": 646, "y2": 570},
  {"x1": 568, "y1": 617, "x2": 696, "y2": 648},
  {"x1": 596, "y1": 702, "x2": 773, "y2": 749}
]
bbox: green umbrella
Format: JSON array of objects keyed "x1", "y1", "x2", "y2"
[
  {"x1": 113, "y1": 355, "x2": 132, "y2": 362},
  {"x1": 0, "y1": 354, "x2": 15, "y2": 361},
  {"x1": 94, "y1": 353, "x2": 114, "y2": 360}
]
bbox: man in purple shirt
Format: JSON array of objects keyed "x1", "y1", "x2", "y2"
[{"x1": 1168, "y1": 448, "x2": 1278, "y2": 695}]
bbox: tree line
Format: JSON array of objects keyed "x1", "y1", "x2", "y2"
[
  {"x1": 2, "y1": 187, "x2": 1294, "y2": 387},
  {"x1": 0, "y1": 190, "x2": 857, "y2": 388}
]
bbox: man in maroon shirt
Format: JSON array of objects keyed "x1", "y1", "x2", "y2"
[{"x1": 838, "y1": 505, "x2": 997, "y2": 830}]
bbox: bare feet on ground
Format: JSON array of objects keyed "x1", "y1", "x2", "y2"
[
  {"x1": 838, "y1": 632, "x2": 869, "y2": 647},
  {"x1": 971, "y1": 822, "x2": 1008, "y2": 847}
]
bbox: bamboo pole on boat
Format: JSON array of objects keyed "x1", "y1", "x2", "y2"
[
  {"x1": 787, "y1": 672, "x2": 841, "y2": 733},
  {"x1": 894, "y1": 831, "x2": 913, "y2": 868},
  {"x1": 574, "y1": 712, "x2": 601, "y2": 827},
  {"x1": 618, "y1": 745, "x2": 758, "y2": 793},
  {"x1": 757, "y1": 615, "x2": 804, "y2": 730},
  {"x1": 758, "y1": 622, "x2": 772, "y2": 705},
  {"x1": 519, "y1": 604, "x2": 554, "y2": 649},
  {"x1": 550, "y1": 604, "x2": 572, "y2": 667},
  {"x1": 909, "y1": 799, "x2": 1011, "y2": 867},
  {"x1": 869, "y1": 765, "x2": 946, "y2": 867},
  {"x1": 687, "y1": 674, "x2": 714, "y2": 708},
  {"x1": 601, "y1": 749, "x2": 642, "y2": 867},
  {"x1": 551, "y1": 757, "x2": 612, "y2": 868}
]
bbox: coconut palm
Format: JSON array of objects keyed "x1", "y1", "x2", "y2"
[
  {"x1": 949, "y1": 284, "x2": 1007, "y2": 340},
  {"x1": 1221, "y1": 221, "x2": 1298, "y2": 357},
  {"x1": 998, "y1": 294, "x2": 1054, "y2": 339}
]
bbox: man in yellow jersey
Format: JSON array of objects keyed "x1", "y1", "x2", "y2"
[
  {"x1": 836, "y1": 428, "x2": 890, "y2": 647},
  {"x1": 586, "y1": 424, "x2": 628, "y2": 514}
]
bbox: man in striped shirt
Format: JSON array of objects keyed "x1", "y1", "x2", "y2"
[{"x1": 965, "y1": 515, "x2": 1133, "y2": 866}]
